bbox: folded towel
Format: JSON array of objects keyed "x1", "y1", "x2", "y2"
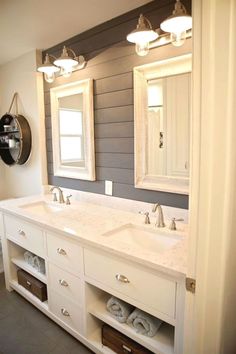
[
  {"x1": 106, "y1": 296, "x2": 134, "y2": 323},
  {"x1": 127, "y1": 309, "x2": 162, "y2": 337}
]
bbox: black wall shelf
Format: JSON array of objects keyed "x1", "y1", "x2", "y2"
[{"x1": 0, "y1": 113, "x2": 32, "y2": 166}]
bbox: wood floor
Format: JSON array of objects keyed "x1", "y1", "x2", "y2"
[{"x1": 0, "y1": 273, "x2": 93, "y2": 354}]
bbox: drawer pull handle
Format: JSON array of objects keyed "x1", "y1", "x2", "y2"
[
  {"x1": 59, "y1": 279, "x2": 68, "y2": 287},
  {"x1": 26, "y1": 280, "x2": 31, "y2": 287},
  {"x1": 122, "y1": 345, "x2": 132, "y2": 353},
  {"x1": 115, "y1": 274, "x2": 130, "y2": 283},
  {"x1": 61, "y1": 308, "x2": 70, "y2": 316},
  {"x1": 57, "y1": 248, "x2": 67, "y2": 256},
  {"x1": 18, "y1": 229, "x2": 25, "y2": 236}
]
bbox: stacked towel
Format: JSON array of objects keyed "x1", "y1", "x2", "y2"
[
  {"x1": 107, "y1": 296, "x2": 134, "y2": 323},
  {"x1": 127, "y1": 309, "x2": 162, "y2": 337}
]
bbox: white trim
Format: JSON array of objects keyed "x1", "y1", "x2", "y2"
[
  {"x1": 50, "y1": 79, "x2": 96, "y2": 181},
  {"x1": 184, "y1": 0, "x2": 236, "y2": 352}
]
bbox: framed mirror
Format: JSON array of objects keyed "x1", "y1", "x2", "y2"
[
  {"x1": 134, "y1": 54, "x2": 191, "y2": 194},
  {"x1": 50, "y1": 79, "x2": 95, "y2": 180}
]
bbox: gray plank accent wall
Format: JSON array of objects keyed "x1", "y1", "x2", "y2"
[{"x1": 44, "y1": 1, "x2": 191, "y2": 209}]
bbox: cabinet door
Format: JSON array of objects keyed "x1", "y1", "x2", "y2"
[
  {"x1": 48, "y1": 263, "x2": 82, "y2": 304},
  {"x1": 4, "y1": 214, "x2": 45, "y2": 257},
  {"x1": 47, "y1": 232, "x2": 83, "y2": 275}
]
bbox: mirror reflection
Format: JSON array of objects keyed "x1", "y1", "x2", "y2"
[
  {"x1": 147, "y1": 73, "x2": 190, "y2": 178},
  {"x1": 58, "y1": 94, "x2": 85, "y2": 167}
]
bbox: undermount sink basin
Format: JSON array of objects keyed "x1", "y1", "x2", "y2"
[
  {"x1": 102, "y1": 224, "x2": 182, "y2": 253},
  {"x1": 20, "y1": 201, "x2": 65, "y2": 215}
]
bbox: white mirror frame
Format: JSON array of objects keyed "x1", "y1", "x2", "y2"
[
  {"x1": 50, "y1": 79, "x2": 96, "y2": 181},
  {"x1": 134, "y1": 53, "x2": 192, "y2": 195}
]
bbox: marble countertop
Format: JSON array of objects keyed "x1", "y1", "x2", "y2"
[{"x1": 0, "y1": 194, "x2": 188, "y2": 279}]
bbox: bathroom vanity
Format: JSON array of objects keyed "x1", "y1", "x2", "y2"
[{"x1": 0, "y1": 192, "x2": 188, "y2": 354}]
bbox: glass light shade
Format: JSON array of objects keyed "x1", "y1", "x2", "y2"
[
  {"x1": 60, "y1": 66, "x2": 73, "y2": 78},
  {"x1": 135, "y1": 42, "x2": 149, "y2": 56},
  {"x1": 171, "y1": 31, "x2": 186, "y2": 46},
  {"x1": 44, "y1": 72, "x2": 55, "y2": 83},
  {"x1": 160, "y1": 15, "x2": 192, "y2": 34}
]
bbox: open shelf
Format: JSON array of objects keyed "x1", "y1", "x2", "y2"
[
  {"x1": 9, "y1": 280, "x2": 48, "y2": 311},
  {"x1": 86, "y1": 288, "x2": 174, "y2": 354},
  {"x1": 11, "y1": 256, "x2": 47, "y2": 284}
]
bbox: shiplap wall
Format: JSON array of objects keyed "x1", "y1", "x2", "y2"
[{"x1": 43, "y1": 0, "x2": 191, "y2": 209}]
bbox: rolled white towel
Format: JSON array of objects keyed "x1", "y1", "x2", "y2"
[
  {"x1": 127, "y1": 308, "x2": 162, "y2": 337},
  {"x1": 106, "y1": 296, "x2": 134, "y2": 323}
]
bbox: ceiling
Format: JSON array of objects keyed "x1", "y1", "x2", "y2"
[{"x1": 0, "y1": 0, "x2": 152, "y2": 66}]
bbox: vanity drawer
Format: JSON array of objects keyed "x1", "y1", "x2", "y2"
[
  {"x1": 47, "y1": 232, "x2": 82, "y2": 275},
  {"x1": 48, "y1": 263, "x2": 82, "y2": 304},
  {"x1": 4, "y1": 214, "x2": 45, "y2": 257},
  {"x1": 84, "y1": 248, "x2": 176, "y2": 319},
  {"x1": 49, "y1": 290, "x2": 82, "y2": 334}
]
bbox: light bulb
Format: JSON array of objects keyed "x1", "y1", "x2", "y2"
[
  {"x1": 135, "y1": 41, "x2": 149, "y2": 56},
  {"x1": 170, "y1": 31, "x2": 186, "y2": 46},
  {"x1": 44, "y1": 72, "x2": 55, "y2": 83},
  {"x1": 61, "y1": 66, "x2": 73, "y2": 78}
]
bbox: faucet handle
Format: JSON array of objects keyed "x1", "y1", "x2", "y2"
[
  {"x1": 139, "y1": 211, "x2": 151, "y2": 224},
  {"x1": 66, "y1": 194, "x2": 72, "y2": 205},
  {"x1": 169, "y1": 218, "x2": 184, "y2": 230}
]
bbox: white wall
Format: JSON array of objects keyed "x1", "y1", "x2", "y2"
[{"x1": 0, "y1": 50, "x2": 47, "y2": 199}]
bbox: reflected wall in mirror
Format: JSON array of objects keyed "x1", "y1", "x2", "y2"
[
  {"x1": 50, "y1": 79, "x2": 95, "y2": 180},
  {"x1": 134, "y1": 54, "x2": 191, "y2": 194}
]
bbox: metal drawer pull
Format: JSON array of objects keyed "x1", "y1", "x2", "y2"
[
  {"x1": 18, "y1": 229, "x2": 25, "y2": 236},
  {"x1": 26, "y1": 280, "x2": 31, "y2": 287},
  {"x1": 61, "y1": 308, "x2": 70, "y2": 316},
  {"x1": 115, "y1": 274, "x2": 130, "y2": 283},
  {"x1": 122, "y1": 345, "x2": 132, "y2": 353},
  {"x1": 59, "y1": 279, "x2": 68, "y2": 287},
  {"x1": 57, "y1": 248, "x2": 67, "y2": 255}
]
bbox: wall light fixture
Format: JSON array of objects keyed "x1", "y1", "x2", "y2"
[
  {"x1": 160, "y1": 0, "x2": 192, "y2": 47},
  {"x1": 37, "y1": 46, "x2": 86, "y2": 83},
  {"x1": 37, "y1": 54, "x2": 60, "y2": 83},
  {"x1": 127, "y1": 1, "x2": 192, "y2": 55},
  {"x1": 126, "y1": 14, "x2": 158, "y2": 56}
]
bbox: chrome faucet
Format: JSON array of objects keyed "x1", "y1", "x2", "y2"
[
  {"x1": 50, "y1": 186, "x2": 65, "y2": 204},
  {"x1": 152, "y1": 203, "x2": 165, "y2": 228}
]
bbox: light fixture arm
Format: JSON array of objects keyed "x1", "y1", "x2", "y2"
[
  {"x1": 65, "y1": 47, "x2": 77, "y2": 59},
  {"x1": 172, "y1": 0, "x2": 187, "y2": 16},
  {"x1": 137, "y1": 14, "x2": 153, "y2": 31}
]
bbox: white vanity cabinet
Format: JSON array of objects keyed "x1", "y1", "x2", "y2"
[{"x1": 0, "y1": 211, "x2": 185, "y2": 354}]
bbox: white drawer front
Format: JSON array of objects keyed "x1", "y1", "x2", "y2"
[
  {"x1": 47, "y1": 232, "x2": 82, "y2": 275},
  {"x1": 84, "y1": 248, "x2": 176, "y2": 319},
  {"x1": 49, "y1": 290, "x2": 82, "y2": 334},
  {"x1": 48, "y1": 263, "x2": 82, "y2": 304},
  {"x1": 4, "y1": 214, "x2": 45, "y2": 257}
]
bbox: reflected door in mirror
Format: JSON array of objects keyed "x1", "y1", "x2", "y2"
[{"x1": 147, "y1": 73, "x2": 190, "y2": 178}]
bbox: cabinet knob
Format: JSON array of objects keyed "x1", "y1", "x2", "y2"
[
  {"x1": 61, "y1": 308, "x2": 70, "y2": 316},
  {"x1": 115, "y1": 274, "x2": 130, "y2": 283},
  {"x1": 18, "y1": 229, "x2": 25, "y2": 236},
  {"x1": 57, "y1": 248, "x2": 67, "y2": 256},
  {"x1": 59, "y1": 279, "x2": 68, "y2": 287}
]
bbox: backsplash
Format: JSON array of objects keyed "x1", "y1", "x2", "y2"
[{"x1": 44, "y1": 0, "x2": 191, "y2": 210}]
